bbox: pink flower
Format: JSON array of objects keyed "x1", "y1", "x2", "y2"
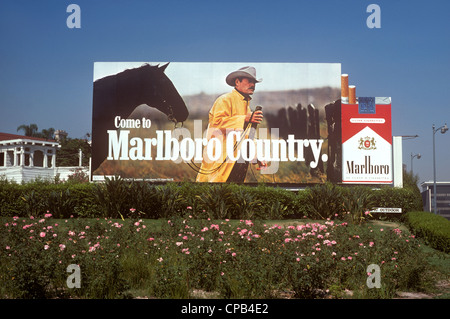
[
  {"x1": 44, "y1": 245, "x2": 49, "y2": 250},
  {"x1": 147, "y1": 237, "x2": 155, "y2": 241},
  {"x1": 44, "y1": 213, "x2": 52, "y2": 218},
  {"x1": 39, "y1": 232, "x2": 46, "y2": 238},
  {"x1": 232, "y1": 252, "x2": 236, "y2": 257}
]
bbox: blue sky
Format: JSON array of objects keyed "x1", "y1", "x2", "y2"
[{"x1": 1, "y1": 0, "x2": 449, "y2": 185}]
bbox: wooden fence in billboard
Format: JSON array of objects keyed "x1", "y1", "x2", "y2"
[{"x1": 264, "y1": 101, "x2": 343, "y2": 181}]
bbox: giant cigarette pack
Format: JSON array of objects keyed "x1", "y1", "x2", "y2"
[{"x1": 341, "y1": 79, "x2": 393, "y2": 184}]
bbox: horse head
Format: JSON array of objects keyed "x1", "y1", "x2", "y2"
[{"x1": 139, "y1": 63, "x2": 189, "y2": 124}]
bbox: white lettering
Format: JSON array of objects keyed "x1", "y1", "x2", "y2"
[
  {"x1": 66, "y1": 264, "x2": 81, "y2": 288},
  {"x1": 309, "y1": 139, "x2": 324, "y2": 168},
  {"x1": 366, "y1": 4, "x2": 381, "y2": 29},
  {"x1": 66, "y1": 4, "x2": 81, "y2": 29},
  {"x1": 105, "y1": 126, "x2": 328, "y2": 169},
  {"x1": 107, "y1": 130, "x2": 130, "y2": 160},
  {"x1": 366, "y1": 264, "x2": 381, "y2": 288}
]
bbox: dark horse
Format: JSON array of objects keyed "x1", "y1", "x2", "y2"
[{"x1": 91, "y1": 63, "x2": 189, "y2": 173}]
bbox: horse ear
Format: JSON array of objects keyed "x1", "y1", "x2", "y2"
[{"x1": 159, "y1": 62, "x2": 170, "y2": 72}]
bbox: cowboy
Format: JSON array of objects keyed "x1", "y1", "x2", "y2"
[{"x1": 196, "y1": 66, "x2": 266, "y2": 183}]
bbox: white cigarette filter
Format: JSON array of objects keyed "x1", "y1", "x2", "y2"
[{"x1": 349, "y1": 85, "x2": 356, "y2": 104}]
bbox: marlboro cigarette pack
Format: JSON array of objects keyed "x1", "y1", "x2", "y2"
[{"x1": 341, "y1": 96, "x2": 393, "y2": 184}]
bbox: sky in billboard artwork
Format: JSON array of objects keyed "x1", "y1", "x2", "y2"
[{"x1": 0, "y1": 0, "x2": 449, "y2": 185}]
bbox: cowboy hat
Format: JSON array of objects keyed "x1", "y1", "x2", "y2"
[{"x1": 225, "y1": 66, "x2": 262, "y2": 86}]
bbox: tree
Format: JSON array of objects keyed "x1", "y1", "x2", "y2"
[
  {"x1": 16, "y1": 124, "x2": 55, "y2": 140},
  {"x1": 17, "y1": 123, "x2": 39, "y2": 137},
  {"x1": 39, "y1": 128, "x2": 55, "y2": 140},
  {"x1": 57, "y1": 137, "x2": 91, "y2": 166}
]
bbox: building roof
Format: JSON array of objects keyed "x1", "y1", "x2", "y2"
[
  {"x1": 0, "y1": 132, "x2": 58, "y2": 146},
  {"x1": 421, "y1": 181, "x2": 450, "y2": 185}
]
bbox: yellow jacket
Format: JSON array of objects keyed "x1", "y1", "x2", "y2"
[{"x1": 196, "y1": 89, "x2": 251, "y2": 182}]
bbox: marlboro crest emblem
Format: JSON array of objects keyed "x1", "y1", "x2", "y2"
[
  {"x1": 341, "y1": 96, "x2": 393, "y2": 184},
  {"x1": 358, "y1": 137, "x2": 376, "y2": 150}
]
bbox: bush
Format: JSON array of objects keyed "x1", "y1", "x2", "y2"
[
  {"x1": 0, "y1": 179, "x2": 425, "y2": 221},
  {"x1": 372, "y1": 187, "x2": 423, "y2": 213},
  {"x1": 303, "y1": 183, "x2": 345, "y2": 220},
  {"x1": 0, "y1": 214, "x2": 433, "y2": 299},
  {"x1": 403, "y1": 211, "x2": 450, "y2": 253},
  {"x1": 341, "y1": 186, "x2": 376, "y2": 224}
]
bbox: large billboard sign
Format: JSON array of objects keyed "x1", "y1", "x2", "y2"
[
  {"x1": 341, "y1": 95, "x2": 393, "y2": 184},
  {"x1": 91, "y1": 62, "x2": 341, "y2": 184}
]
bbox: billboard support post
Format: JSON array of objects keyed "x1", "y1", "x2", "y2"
[{"x1": 393, "y1": 136, "x2": 403, "y2": 188}]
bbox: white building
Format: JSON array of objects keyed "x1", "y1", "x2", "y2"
[
  {"x1": 421, "y1": 181, "x2": 450, "y2": 220},
  {"x1": 0, "y1": 132, "x2": 60, "y2": 183}
]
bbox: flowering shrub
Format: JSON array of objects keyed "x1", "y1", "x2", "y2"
[{"x1": 0, "y1": 212, "x2": 430, "y2": 299}]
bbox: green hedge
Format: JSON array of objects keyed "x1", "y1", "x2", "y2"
[
  {"x1": 403, "y1": 211, "x2": 450, "y2": 253},
  {"x1": 0, "y1": 178, "x2": 423, "y2": 221}
]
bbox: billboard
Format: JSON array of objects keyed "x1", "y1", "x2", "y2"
[
  {"x1": 341, "y1": 95, "x2": 393, "y2": 184},
  {"x1": 91, "y1": 62, "x2": 341, "y2": 184}
]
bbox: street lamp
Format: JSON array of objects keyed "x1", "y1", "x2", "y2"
[
  {"x1": 432, "y1": 123, "x2": 448, "y2": 214},
  {"x1": 410, "y1": 153, "x2": 421, "y2": 174}
]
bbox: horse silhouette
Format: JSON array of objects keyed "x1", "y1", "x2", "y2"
[{"x1": 91, "y1": 63, "x2": 189, "y2": 173}]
